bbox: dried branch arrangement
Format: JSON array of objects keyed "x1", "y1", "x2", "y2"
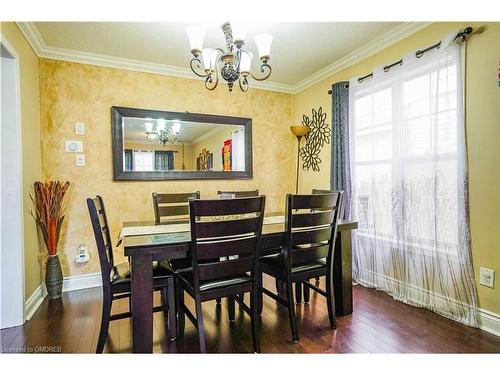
[{"x1": 30, "y1": 181, "x2": 71, "y2": 256}]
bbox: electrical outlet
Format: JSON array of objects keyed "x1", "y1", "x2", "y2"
[
  {"x1": 75, "y1": 122, "x2": 85, "y2": 135},
  {"x1": 479, "y1": 267, "x2": 495, "y2": 288},
  {"x1": 75, "y1": 244, "x2": 89, "y2": 263},
  {"x1": 75, "y1": 153, "x2": 85, "y2": 167}
]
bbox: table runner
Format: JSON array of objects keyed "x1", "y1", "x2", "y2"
[{"x1": 118, "y1": 215, "x2": 285, "y2": 242}]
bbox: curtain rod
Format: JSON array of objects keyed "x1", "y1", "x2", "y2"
[{"x1": 327, "y1": 26, "x2": 473, "y2": 94}]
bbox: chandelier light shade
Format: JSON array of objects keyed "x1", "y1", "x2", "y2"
[
  {"x1": 144, "y1": 122, "x2": 154, "y2": 133},
  {"x1": 239, "y1": 51, "x2": 253, "y2": 75},
  {"x1": 172, "y1": 122, "x2": 181, "y2": 134},
  {"x1": 186, "y1": 22, "x2": 273, "y2": 92},
  {"x1": 186, "y1": 26, "x2": 205, "y2": 56},
  {"x1": 145, "y1": 119, "x2": 180, "y2": 146},
  {"x1": 157, "y1": 119, "x2": 166, "y2": 131},
  {"x1": 201, "y1": 48, "x2": 213, "y2": 72},
  {"x1": 254, "y1": 33, "x2": 273, "y2": 60}
]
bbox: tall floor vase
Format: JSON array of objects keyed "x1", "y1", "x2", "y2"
[{"x1": 46, "y1": 255, "x2": 63, "y2": 299}]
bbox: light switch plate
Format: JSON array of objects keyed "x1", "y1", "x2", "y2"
[
  {"x1": 479, "y1": 267, "x2": 495, "y2": 288},
  {"x1": 75, "y1": 153, "x2": 85, "y2": 167},
  {"x1": 75, "y1": 122, "x2": 85, "y2": 135},
  {"x1": 65, "y1": 140, "x2": 83, "y2": 153}
]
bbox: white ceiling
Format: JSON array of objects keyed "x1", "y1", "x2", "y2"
[{"x1": 33, "y1": 22, "x2": 408, "y2": 86}]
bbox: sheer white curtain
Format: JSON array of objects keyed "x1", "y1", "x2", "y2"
[{"x1": 348, "y1": 33, "x2": 478, "y2": 326}]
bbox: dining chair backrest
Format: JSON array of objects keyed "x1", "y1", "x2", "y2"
[
  {"x1": 312, "y1": 188, "x2": 345, "y2": 219},
  {"x1": 87, "y1": 196, "x2": 114, "y2": 287},
  {"x1": 311, "y1": 189, "x2": 335, "y2": 194},
  {"x1": 284, "y1": 192, "x2": 343, "y2": 267},
  {"x1": 152, "y1": 191, "x2": 200, "y2": 224},
  {"x1": 216, "y1": 190, "x2": 259, "y2": 199},
  {"x1": 188, "y1": 196, "x2": 266, "y2": 286}
]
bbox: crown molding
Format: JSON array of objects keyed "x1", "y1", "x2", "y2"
[
  {"x1": 16, "y1": 21, "x2": 46, "y2": 55},
  {"x1": 17, "y1": 21, "x2": 431, "y2": 95},
  {"x1": 291, "y1": 22, "x2": 433, "y2": 93},
  {"x1": 16, "y1": 21, "x2": 294, "y2": 94}
]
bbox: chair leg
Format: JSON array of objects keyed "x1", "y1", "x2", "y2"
[
  {"x1": 276, "y1": 278, "x2": 284, "y2": 296},
  {"x1": 161, "y1": 287, "x2": 169, "y2": 334},
  {"x1": 250, "y1": 291, "x2": 260, "y2": 353},
  {"x1": 176, "y1": 283, "x2": 185, "y2": 337},
  {"x1": 228, "y1": 296, "x2": 235, "y2": 322},
  {"x1": 295, "y1": 282, "x2": 302, "y2": 303},
  {"x1": 194, "y1": 297, "x2": 206, "y2": 353},
  {"x1": 161, "y1": 287, "x2": 168, "y2": 309},
  {"x1": 303, "y1": 279, "x2": 310, "y2": 303},
  {"x1": 166, "y1": 279, "x2": 177, "y2": 341},
  {"x1": 257, "y1": 271, "x2": 263, "y2": 315},
  {"x1": 285, "y1": 279, "x2": 299, "y2": 343},
  {"x1": 237, "y1": 293, "x2": 244, "y2": 306},
  {"x1": 96, "y1": 291, "x2": 112, "y2": 353},
  {"x1": 326, "y1": 272, "x2": 336, "y2": 329}
]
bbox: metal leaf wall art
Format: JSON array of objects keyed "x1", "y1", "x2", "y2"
[{"x1": 299, "y1": 107, "x2": 330, "y2": 172}]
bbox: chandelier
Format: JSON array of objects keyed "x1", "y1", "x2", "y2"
[
  {"x1": 186, "y1": 22, "x2": 273, "y2": 92},
  {"x1": 145, "y1": 119, "x2": 181, "y2": 146}
]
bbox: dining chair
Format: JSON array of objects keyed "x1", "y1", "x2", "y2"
[
  {"x1": 312, "y1": 188, "x2": 346, "y2": 220},
  {"x1": 258, "y1": 192, "x2": 343, "y2": 342},
  {"x1": 217, "y1": 189, "x2": 259, "y2": 198},
  {"x1": 217, "y1": 190, "x2": 260, "y2": 302},
  {"x1": 295, "y1": 188, "x2": 345, "y2": 304},
  {"x1": 152, "y1": 191, "x2": 201, "y2": 285},
  {"x1": 87, "y1": 196, "x2": 177, "y2": 353},
  {"x1": 152, "y1": 191, "x2": 200, "y2": 224},
  {"x1": 175, "y1": 196, "x2": 266, "y2": 353}
]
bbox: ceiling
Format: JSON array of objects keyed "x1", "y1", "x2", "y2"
[{"x1": 22, "y1": 22, "x2": 429, "y2": 93}]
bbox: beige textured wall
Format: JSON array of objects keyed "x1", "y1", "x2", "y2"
[
  {"x1": 39, "y1": 58, "x2": 295, "y2": 277},
  {"x1": 0, "y1": 22, "x2": 42, "y2": 301},
  {"x1": 294, "y1": 22, "x2": 500, "y2": 314}
]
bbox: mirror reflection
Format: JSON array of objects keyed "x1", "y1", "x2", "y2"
[{"x1": 122, "y1": 117, "x2": 246, "y2": 172}]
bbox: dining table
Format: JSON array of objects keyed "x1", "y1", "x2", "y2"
[{"x1": 119, "y1": 213, "x2": 358, "y2": 353}]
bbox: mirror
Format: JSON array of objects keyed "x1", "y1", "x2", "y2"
[{"x1": 112, "y1": 107, "x2": 252, "y2": 180}]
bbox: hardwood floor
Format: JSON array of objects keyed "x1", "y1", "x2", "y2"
[{"x1": 2, "y1": 277, "x2": 500, "y2": 354}]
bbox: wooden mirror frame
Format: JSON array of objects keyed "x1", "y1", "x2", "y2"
[{"x1": 112, "y1": 106, "x2": 253, "y2": 181}]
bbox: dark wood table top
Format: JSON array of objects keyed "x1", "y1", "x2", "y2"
[{"x1": 122, "y1": 213, "x2": 357, "y2": 255}]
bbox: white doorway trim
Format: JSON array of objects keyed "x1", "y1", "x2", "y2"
[{"x1": 0, "y1": 34, "x2": 26, "y2": 328}]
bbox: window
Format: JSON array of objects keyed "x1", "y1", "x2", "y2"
[
  {"x1": 350, "y1": 58, "x2": 460, "y2": 251},
  {"x1": 132, "y1": 150, "x2": 154, "y2": 171},
  {"x1": 348, "y1": 41, "x2": 477, "y2": 326}
]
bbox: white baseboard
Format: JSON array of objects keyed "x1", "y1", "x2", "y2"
[
  {"x1": 25, "y1": 283, "x2": 47, "y2": 321},
  {"x1": 62, "y1": 272, "x2": 102, "y2": 292},
  {"x1": 24, "y1": 272, "x2": 102, "y2": 320},
  {"x1": 478, "y1": 308, "x2": 500, "y2": 337}
]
